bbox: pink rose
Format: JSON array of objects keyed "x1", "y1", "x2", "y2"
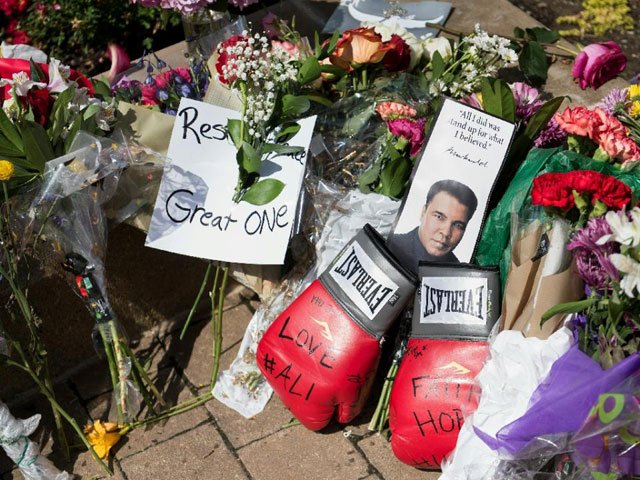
[{"x1": 572, "y1": 41, "x2": 627, "y2": 90}]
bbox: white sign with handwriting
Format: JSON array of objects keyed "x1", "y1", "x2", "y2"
[{"x1": 145, "y1": 98, "x2": 316, "y2": 264}]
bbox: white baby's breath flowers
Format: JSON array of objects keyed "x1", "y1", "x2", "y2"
[
  {"x1": 218, "y1": 31, "x2": 298, "y2": 139},
  {"x1": 426, "y1": 24, "x2": 518, "y2": 98}
]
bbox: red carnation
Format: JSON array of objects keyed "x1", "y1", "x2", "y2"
[
  {"x1": 532, "y1": 170, "x2": 632, "y2": 213},
  {"x1": 215, "y1": 35, "x2": 246, "y2": 85}
]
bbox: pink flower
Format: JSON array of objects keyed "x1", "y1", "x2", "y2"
[
  {"x1": 141, "y1": 84, "x2": 158, "y2": 105},
  {"x1": 106, "y1": 44, "x2": 130, "y2": 85},
  {"x1": 387, "y1": 117, "x2": 426, "y2": 156},
  {"x1": 555, "y1": 106, "x2": 598, "y2": 138},
  {"x1": 271, "y1": 40, "x2": 299, "y2": 60},
  {"x1": 590, "y1": 107, "x2": 627, "y2": 140},
  {"x1": 376, "y1": 101, "x2": 416, "y2": 121},
  {"x1": 572, "y1": 41, "x2": 627, "y2": 90},
  {"x1": 511, "y1": 82, "x2": 543, "y2": 122},
  {"x1": 597, "y1": 131, "x2": 640, "y2": 167}
]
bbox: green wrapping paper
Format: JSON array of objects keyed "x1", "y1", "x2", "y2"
[{"x1": 475, "y1": 147, "x2": 640, "y2": 286}]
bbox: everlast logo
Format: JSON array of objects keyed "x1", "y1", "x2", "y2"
[
  {"x1": 423, "y1": 285, "x2": 484, "y2": 321},
  {"x1": 332, "y1": 246, "x2": 395, "y2": 315},
  {"x1": 419, "y1": 277, "x2": 488, "y2": 326}
]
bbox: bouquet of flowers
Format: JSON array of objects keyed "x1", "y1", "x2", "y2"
[
  {"x1": 112, "y1": 54, "x2": 209, "y2": 115},
  {"x1": 0, "y1": 45, "x2": 115, "y2": 193},
  {"x1": 357, "y1": 100, "x2": 426, "y2": 198},
  {"x1": 544, "y1": 206, "x2": 640, "y2": 369}
]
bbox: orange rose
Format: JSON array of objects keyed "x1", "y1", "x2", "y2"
[{"x1": 330, "y1": 27, "x2": 388, "y2": 70}]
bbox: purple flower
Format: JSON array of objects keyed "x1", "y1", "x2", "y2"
[
  {"x1": 460, "y1": 93, "x2": 482, "y2": 110},
  {"x1": 533, "y1": 116, "x2": 568, "y2": 148},
  {"x1": 511, "y1": 82, "x2": 544, "y2": 122},
  {"x1": 157, "y1": 89, "x2": 169, "y2": 101},
  {"x1": 598, "y1": 88, "x2": 628, "y2": 114},
  {"x1": 387, "y1": 117, "x2": 426, "y2": 157},
  {"x1": 567, "y1": 216, "x2": 620, "y2": 290}
]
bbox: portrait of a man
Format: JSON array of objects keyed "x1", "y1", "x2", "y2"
[{"x1": 389, "y1": 179, "x2": 478, "y2": 274}]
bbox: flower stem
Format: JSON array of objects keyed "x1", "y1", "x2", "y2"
[
  {"x1": 98, "y1": 324, "x2": 122, "y2": 422},
  {"x1": 7, "y1": 347, "x2": 111, "y2": 476},
  {"x1": 180, "y1": 261, "x2": 213, "y2": 340},
  {"x1": 210, "y1": 265, "x2": 229, "y2": 390}
]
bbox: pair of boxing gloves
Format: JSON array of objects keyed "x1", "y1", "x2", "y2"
[{"x1": 256, "y1": 225, "x2": 500, "y2": 468}]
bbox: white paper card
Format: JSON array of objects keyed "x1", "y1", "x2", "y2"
[
  {"x1": 145, "y1": 98, "x2": 317, "y2": 264},
  {"x1": 419, "y1": 276, "x2": 488, "y2": 326},
  {"x1": 389, "y1": 98, "x2": 516, "y2": 268}
]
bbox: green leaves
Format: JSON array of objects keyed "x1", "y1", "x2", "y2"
[
  {"x1": 519, "y1": 41, "x2": 549, "y2": 86},
  {"x1": 512, "y1": 27, "x2": 560, "y2": 86},
  {"x1": 227, "y1": 119, "x2": 244, "y2": 148},
  {"x1": 243, "y1": 179, "x2": 285, "y2": 206},
  {"x1": 480, "y1": 78, "x2": 516, "y2": 122},
  {"x1": 237, "y1": 141, "x2": 260, "y2": 174},
  {"x1": 282, "y1": 94, "x2": 310, "y2": 118},
  {"x1": 297, "y1": 57, "x2": 322, "y2": 85},
  {"x1": 379, "y1": 156, "x2": 411, "y2": 198},
  {"x1": 17, "y1": 119, "x2": 55, "y2": 173}
]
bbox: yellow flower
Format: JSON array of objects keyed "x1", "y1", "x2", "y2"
[
  {"x1": 84, "y1": 420, "x2": 123, "y2": 460},
  {"x1": 0, "y1": 160, "x2": 14, "y2": 181},
  {"x1": 628, "y1": 85, "x2": 640, "y2": 117}
]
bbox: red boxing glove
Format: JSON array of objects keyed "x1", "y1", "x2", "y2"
[
  {"x1": 257, "y1": 225, "x2": 416, "y2": 431},
  {"x1": 389, "y1": 338, "x2": 488, "y2": 469},
  {"x1": 389, "y1": 264, "x2": 500, "y2": 469}
]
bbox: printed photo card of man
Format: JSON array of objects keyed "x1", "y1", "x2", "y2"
[{"x1": 388, "y1": 98, "x2": 516, "y2": 274}]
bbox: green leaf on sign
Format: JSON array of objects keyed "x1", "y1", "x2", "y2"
[
  {"x1": 282, "y1": 94, "x2": 310, "y2": 117},
  {"x1": 379, "y1": 156, "x2": 411, "y2": 198},
  {"x1": 242, "y1": 178, "x2": 285, "y2": 205},
  {"x1": 18, "y1": 120, "x2": 54, "y2": 172},
  {"x1": 239, "y1": 141, "x2": 260, "y2": 174},
  {"x1": 227, "y1": 119, "x2": 243, "y2": 148},
  {"x1": 275, "y1": 122, "x2": 301, "y2": 142},
  {"x1": 262, "y1": 144, "x2": 304, "y2": 155},
  {"x1": 519, "y1": 41, "x2": 548, "y2": 85},
  {"x1": 480, "y1": 78, "x2": 516, "y2": 122},
  {"x1": 297, "y1": 57, "x2": 322, "y2": 85}
]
